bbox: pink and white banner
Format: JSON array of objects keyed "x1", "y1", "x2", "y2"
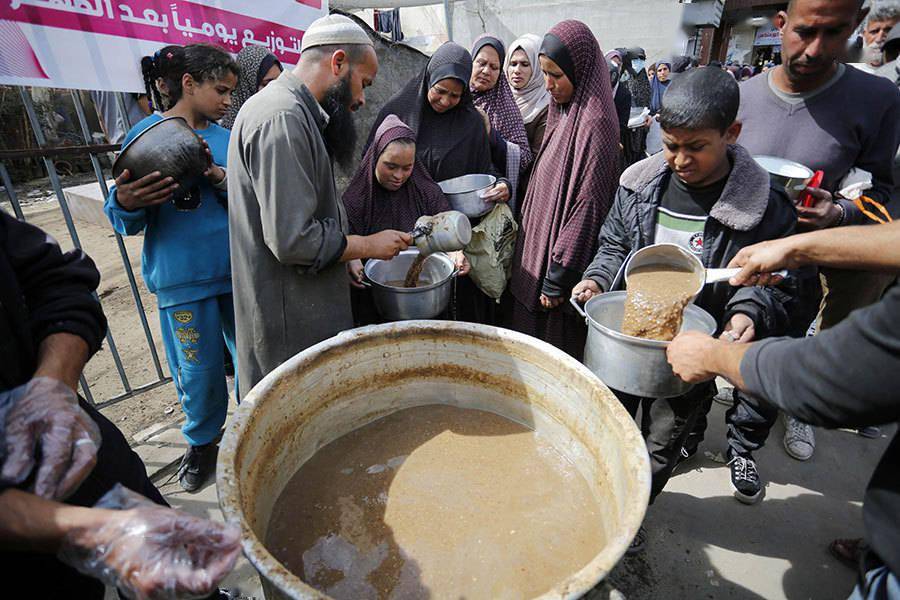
[{"x1": 0, "y1": 0, "x2": 328, "y2": 91}]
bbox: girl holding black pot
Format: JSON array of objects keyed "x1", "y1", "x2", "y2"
[{"x1": 103, "y1": 43, "x2": 238, "y2": 493}]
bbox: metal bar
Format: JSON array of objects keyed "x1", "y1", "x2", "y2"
[
  {"x1": 19, "y1": 87, "x2": 133, "y2": 393},
  {"x1": 444, "y1": 0, "x2": 453, "y2": 41},
  {"x1": 114, "y1": 92, "x2": 134, "y2": 131},
  {"x1": 0, "y1": 144, "x2": 120, "y2": 161},
  {"x1": 79, "y1": 374, "x2": 96, "y2": 406},
  {"x1": 94, "y1": 378, "x2": 171, "y2": 411},
  {"x1": 0, "y1": 162, "x2": 25, "y2": 220},
  {"x1": 71, "y1": 90, "x2": 167, "y2": 382}
]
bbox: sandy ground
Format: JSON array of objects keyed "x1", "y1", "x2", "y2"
[{"x1": 5, "y1": 185, "x2": 180, "y2": 441}]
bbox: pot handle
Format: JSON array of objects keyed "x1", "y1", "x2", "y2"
[{"x1": 569, "y1": 296, "x2": 588, "y2": 320}]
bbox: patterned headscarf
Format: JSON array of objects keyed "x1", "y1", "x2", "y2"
[
  {"x1": 505, "y1": 34, "x2": 551, "y2": 125},
  {"x1": 511, "y1": 20, "x2": 620, "y2": 311},
  {"x1": 344, "y1": 115, "x2": 450, "y2": 236},
  {"x1": 220, "y1": 46, "x2": 281, "y2": 129},
  {"x1": 471, "y1": 35, "x2": 534, "y2": 179}
]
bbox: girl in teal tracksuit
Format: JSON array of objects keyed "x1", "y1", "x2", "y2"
[{"x1": 105, "y1": 44, "x2": 239, "y2": 492}]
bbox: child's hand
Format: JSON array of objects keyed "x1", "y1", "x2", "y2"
[
  {"x1": 720, "y1": 313, "x2": 755, "y2": 343},
  {"x1": 201, "y1": 140, "x2": 225, "y2": 185},
  {"x1": 346, "y1": 259, "x2": 365, "y2": 289},
  {"x1": 114, "y1": 169, "x2": 178, "y2": 211},
  {"x1": 540, "y1": 294, "x2": 565, "y2": 310},
  {"x1": 571, "y1": 279, "x2": 601, "y2": 304}
]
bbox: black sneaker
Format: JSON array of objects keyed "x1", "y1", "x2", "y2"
[
  {"x1": 178, "y1": 442, "x2": 218, "y2": 492},
  {"x1": 626, "y1": 525, "x2": 647, "y2": 555},
  {"x1": 728, "y1": 454, "x2": 763, "y2": 505}
]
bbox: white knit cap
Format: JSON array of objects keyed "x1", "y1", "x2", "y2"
[{"x1": 301, "y1": 14, "x2": 374, "y2": 52}]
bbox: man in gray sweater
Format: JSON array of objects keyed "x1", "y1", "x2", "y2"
[
  {"x1": 667, "y1": 221, "x2": 900, "y2": 600},
  {"x1": 733, "y1": 0, "x2": 900, "y2": 460}
]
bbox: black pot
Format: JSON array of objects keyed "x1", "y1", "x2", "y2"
[{"x1": 112, "y1": 116, "x2": 208, "y2": 211}]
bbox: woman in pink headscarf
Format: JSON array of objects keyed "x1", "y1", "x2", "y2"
[{"x1": 508, "y1": 20, "x2": 621, "y2": 359}]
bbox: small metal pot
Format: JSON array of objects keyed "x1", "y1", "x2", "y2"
[
  {"x1": 572, "y1": 292, "x2": 717, "y2": 398},
  {"x1": 754, "y1": 155, "x2": 814, "y2": 203},
  {"x1": 112, "y1": 116, "x2": 208, "y2": 210},
  {"x1": 437, "y1": 174, "x2": 497, "y2": 218},
  {"x1": 363, "y1": 250, "x2": 457, "y2": 321}
]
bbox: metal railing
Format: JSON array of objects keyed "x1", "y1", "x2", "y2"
[{"x1": 2, "y1": 87, "x2": 171, "y2": 409}]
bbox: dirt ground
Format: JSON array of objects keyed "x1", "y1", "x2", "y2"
[{"x1": 5, "y1": 177, "x2": 180, "y2": 441}]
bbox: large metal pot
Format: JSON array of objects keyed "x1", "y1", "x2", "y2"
[
  {"x1": 363, "y1": 250, "x2": 456, "y2": 321},
  {"x1": 437, "y1": 173, "x2": 497, "y2": 218},
  {"x1": 573, "y1": 292, "x2": 717, "y2": 398},
  {"x1": 112, "y1": 116, "x2": 208, "y2": 210},
  {"x1": 217, "y1": 321, "x2": 651, "y2": 600}
]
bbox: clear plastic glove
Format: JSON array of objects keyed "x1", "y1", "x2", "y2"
[
  {"x1": 59, "y1": 484, "x2": 242, "y2": 600},
  {"x1": 0, "y1": 377, "x2": 101, "y2": 500}
]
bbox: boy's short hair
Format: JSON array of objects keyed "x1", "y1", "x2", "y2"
[{"x1": 658, "y1": 67, "x2": 740, "y2": 134}]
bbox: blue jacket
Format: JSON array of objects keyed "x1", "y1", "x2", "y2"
[{"x1": 105, "y1": 114, "x2": 231, "y2": 308}]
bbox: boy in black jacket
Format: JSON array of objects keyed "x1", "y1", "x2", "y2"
[{"x1": 572, "y1": 67, "x2": 796, "y2": 551}]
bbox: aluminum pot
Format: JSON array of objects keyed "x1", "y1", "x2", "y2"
[
  {"x1": 754, "y1": 155, "x2": 814, "y2": 202},
  {"x1": 437, "y1": 173, "x2": 497, "y2": 218},
  {"x1": 112, "y1": 116, "x2": 208, "y2": 210},
  {"x1": 363, "y1": 250, "x2": 456, "y2": 320},
  {"x1": 572, "y1": 292, "x2": 717, "y2": 398},
  {"x1": 217, "y1": 321, "x2": 651, "y2": 600}
]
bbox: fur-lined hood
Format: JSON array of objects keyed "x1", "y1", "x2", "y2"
[{"x1": 619, "y1": 144, "x2": 773, "y2": 231}]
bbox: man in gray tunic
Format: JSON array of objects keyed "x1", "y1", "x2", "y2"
[{"x1": 228, "y1": 15, "x2": 411, "y2": 397}]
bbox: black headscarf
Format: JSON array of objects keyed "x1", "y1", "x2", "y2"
[
  {"x1": 539, "y1": 33, "x2": 578, "y2": 86},
  {"x1": 366, "y1": 42, "x2": 496, "y2": 183}
]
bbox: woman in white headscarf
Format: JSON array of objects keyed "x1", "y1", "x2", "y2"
[{"x1": 505, "y1": 34, "x2": 551, "y2": 156}]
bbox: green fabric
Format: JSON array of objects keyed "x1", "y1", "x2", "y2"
[{"x1": 464, "y1": 204, "x2": 518, "y2": 300}]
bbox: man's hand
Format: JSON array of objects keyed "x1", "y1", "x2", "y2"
[
  {"x1": 1, "y1": 377, "x2": 101, "y2": 500},
  {"x1": 572, "y1": 279, "x2": 602, "y2": 304},
  {"x1": 481, "y1": 181, "x2": 510, "y2": 204},
  {"x1": 113, "y1": 169, "x2": 179, "y2": 211},
  {"x1": 364, "y1": 230, "x2": 412, "y2": 260},
  {"x1": 450, "y1": 251, "x2": 471, "y2": 276},
  {"x1": 346, "y1": 259, "x2": 365, "y2": 289},
  {"x1": 797, "y1": 187, "x2": 842, "y2": 231},
  {"x1": 720, "y1": 313, "x2": 756, "y2": 343},
  {"x1": 666, "y1": 331, "x2": 721, "y2": 384},
  {"x1": 727, "y1": 238, "x2": 799, "y2": 287},
  {"x1": 539, "y1": 294, "x2": 565, "y2": 310},
  {"x1": 59, "y1": 484, "x2": 241, "y2": 600}
]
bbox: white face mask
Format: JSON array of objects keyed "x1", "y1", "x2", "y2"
[{"x1": 632, "y1": 58, "x2": 646, "y2": 73}]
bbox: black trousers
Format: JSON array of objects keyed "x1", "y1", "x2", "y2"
[
  {"x1": 616, "y1": 381, "x2": 714, "y2": 504},
  {"x1": 3, "y1": 398, "x2": 167, "y2": 599}
]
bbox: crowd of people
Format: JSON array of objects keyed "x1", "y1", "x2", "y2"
[{"x1": 2, "y1": 0, "x2": 899, "y2": 597}]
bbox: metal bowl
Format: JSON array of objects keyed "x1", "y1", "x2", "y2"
[
  {"x1": 754, "y1": 155, "x2": 814, "y2": 202},
  {"x1": 437, "y1": 174, "x2": 497, "y2": 218},
  {"x1": 624, "y1": 244, "x2": 705, "y2": 303},
  {"x1": 363, "y1": 250, "x2": 457, "y2": 321},
  {"x1": 112, "y1": 116, "x2": 208, "y2": 210}
]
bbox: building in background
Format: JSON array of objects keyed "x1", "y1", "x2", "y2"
[{"x1": 707, "y1": 1, "x2": 788, "y2": 65}]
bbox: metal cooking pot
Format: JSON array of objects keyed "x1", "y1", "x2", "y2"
[
  {"x1": 112, "y1": 116, "x2": 208, "y2": 210},
  {"x1": 437, "y1": 174, "x2": 497, "y2": 218},
  {"x1": 754, "y1": 155, "x2": 814, "y2": 202},
  {"x1": 572, "y1": 292, "x2": 717, "y2": 398},
  {"x1": 363, "y1": 250, "x2": 457, "y2": 321}
]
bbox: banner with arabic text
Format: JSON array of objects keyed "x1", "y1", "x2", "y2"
[{"x1": 0, "y1": 0, "x2": 328, "y2": 91}]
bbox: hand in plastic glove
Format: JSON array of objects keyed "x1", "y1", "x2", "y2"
[
  {"x1": 59, "y1": 484, "x2": 242, "y2": 600},
  {"x1": 1, "y1": 377, "x2": 101, "y2": 500}
]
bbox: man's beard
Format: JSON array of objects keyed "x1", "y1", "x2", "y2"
[{"x1": 321, "y1": 75, "x2": 358, "y2": 169}]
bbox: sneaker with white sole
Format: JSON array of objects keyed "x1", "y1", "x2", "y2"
[
  {"x1": 728, "y1": 454, "x2": 763, "y2": 505},
  {"x1": 857, "y1": 426, "x2": 881, "y2": 439},
  {"x1": 783, "y1": 415, "x2": 815, "y2": 461}
]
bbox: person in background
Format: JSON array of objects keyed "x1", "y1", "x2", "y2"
[
  {"x1": 367, "y1": 42, "x2": 510, "y2": 324},
  {"x1": 572, "y1": 68, "x2": 795, "y2": 549},
  {"x1": 732, "y1": 0, "x2": 900, "y2": 464},
  {"x1": 505, "y1": 34, "x2": 551, "y2": 158},
  {"x1": 0, "y1": 212, "x2": 240, "y2": 599},
  {"x1": 623, "y1": 47, "x2": 652, "y2": 165},
  {"x1": 106, "y1": 44, "x2": 239, "y2": 493},
  {"x1": 470, "y1": 35, "x2": 534, "y2": 205},
  {"x1": 606, "y1": 49, "x2": 634, "y2": 165},
  {"x1": 228, "y1": 15, "x2": 410, "y2": 399},
  {"x1": 219, "y1": 45, "x2": 282, "y2": 130},
  {"x1": 508, "y1": 20, "x2": 620, "y2": 359},
  {"x1": 667, "y1": 221, "x2": 900, "y2": 600},
  {"x1": 90, "y1": 91, "x2": 151, "y2": 144},
  {"x1": 859, "y1": 0, "x2": 900, "y2": 71},
  {"x1": 646, "y1": 61, "x2": 671, "y2": 155},
  {"x1": 343, "y1": 114, "x2": 466, "y2": 324}
]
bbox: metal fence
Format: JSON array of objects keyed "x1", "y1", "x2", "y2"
[{"x1": 1, "y1": 87, "x2": 170, "y2": 409}]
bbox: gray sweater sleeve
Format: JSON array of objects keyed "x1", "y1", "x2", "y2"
[{"x1": 740, "y1": 281, "x2": 900, "y2": 427}]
